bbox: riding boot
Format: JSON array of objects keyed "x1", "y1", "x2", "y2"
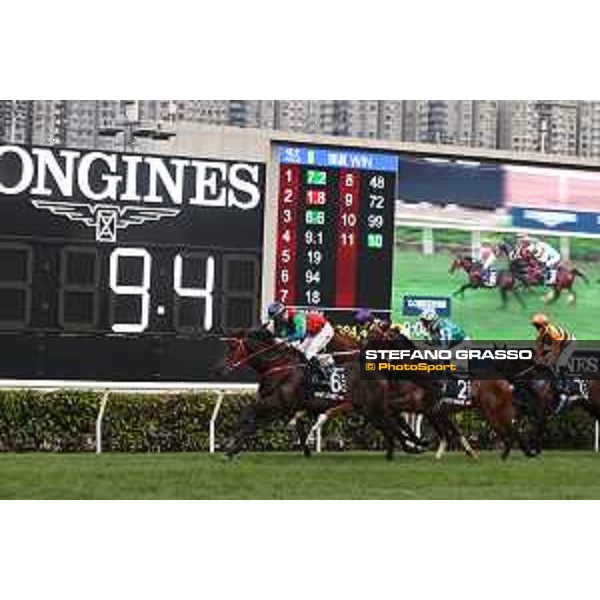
[{"x1": 308, "y1": 356, "x2": 328, "y2": 384}]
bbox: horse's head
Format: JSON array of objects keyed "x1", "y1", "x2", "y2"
[
  {"x1": 216, "y1": 327, "x2": 277, "y2": 375},
  {"x1": 449, "y1": 255, "x2": 472, "y2": 274}
]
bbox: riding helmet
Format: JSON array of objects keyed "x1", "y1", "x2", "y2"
[{"x1": 267, "y1": 301, "x2": 286, "y2": 319}]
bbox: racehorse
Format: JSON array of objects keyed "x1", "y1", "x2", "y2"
[
  {"x1": 216, "y1": 327, "x2": 331, "y2": 459},
  {"x1": 449, "y1": 255, "x2": 525, "y2": 308},
  {"x1": 306, "y1": 324, "x2": 479, "y2": 461},
  {"x1": 217, "y1": 327, "x2": 426, "y2": 460},
  {"x1": 470, "y1": 379, "x2": 538, "y2": 460},
  {"x1": 499, "y1": 244, "x2": 589, "y2": 304}
]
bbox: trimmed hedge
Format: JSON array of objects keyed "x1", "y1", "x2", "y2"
[{"x1": 0, "y1": 390, "x2": 596, "y2": 452}]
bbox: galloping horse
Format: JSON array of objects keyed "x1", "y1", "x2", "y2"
[
  {"x1": 217, "y1": 327, "x2": 331, "y2": 459},
  {"x1": 470, "y1": 379, "x2": 538, "y2": 460},
  {"x1": 307, "y1": 324, "x2": 479, "y2": 460},
  {"x1": 218, "y1": 327, "x2": 426, "y2": 460},
  {"x1": 449, "y1": 255, "x2": 525, "y2": 308},
  {"x1": 499, "y1": 244, "x2": 589, "y2": 304}
]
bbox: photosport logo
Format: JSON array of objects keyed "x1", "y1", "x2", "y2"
[{"x1": 360, "y1": 341, "x2": 600, "y2": 381}]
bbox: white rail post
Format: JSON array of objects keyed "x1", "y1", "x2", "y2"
[
  {"x1": 560, "y1": 236, "x2": 570, "y2": 261},
  {"x1": 95, "y1": 390, "x2": 111, "y2": 454},
  {"x1": 595, "y1": 421, "x2": 599, "y2": 453},
  {"x1": 316, "y1": 426, "x2": 322, "y2": 453},
  {"x1": 209, "y1": 391, "x2": 224, "y2": 453},
  {"x1": 423, "y1": 227, "x2": 434, "y2": 256},
  {"x1": 471, "y1": 230, "x2": 481, "y2": 259}
]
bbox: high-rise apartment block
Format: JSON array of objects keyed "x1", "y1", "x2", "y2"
[{"x1": 3, "y1": 100, "x2": 600, "y2": 159}]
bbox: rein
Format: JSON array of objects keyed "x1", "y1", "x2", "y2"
[{"x1": 220, "y1": 337, "x2": 288, "y2": 372}]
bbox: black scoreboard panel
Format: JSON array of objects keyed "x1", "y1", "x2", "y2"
[
  {"x1": 275, "y1": 145, "x2": 398, "y2": 321},
  {"x1": 0, "y1": 144, "x2": 265, "y2": 381}
]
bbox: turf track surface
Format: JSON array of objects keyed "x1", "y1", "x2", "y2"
[{"x1": 0, "y1": 451, "x2": 599, "y2": 499}]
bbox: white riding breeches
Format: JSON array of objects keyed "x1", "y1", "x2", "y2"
[{"x1": 299, "y1": 323, "x2": 334, "y2": 360}]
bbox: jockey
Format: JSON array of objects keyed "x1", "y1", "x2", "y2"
[
  {"x1": 531, "y1": 313, "x2": 577, "y2": 413},
  {"x1": 354, "y1": 308, "x2": 389, "y2": 338},
  {"x1": 478, "y1": 242, "x2": 500, "y2": 286},
  {"x1": 419, "y1": 310, "x2": 469, "y2": 348},
  {"x1": 517, "y1": 234, "x2": 561, "y2": 284},
  {"x1": 354, "y1": 309, "x2": 411, "y2": 341},
  {"x1": 531, "y1": 313, "x2": 575, "y2": 366},
  {"x1": 266, "y1": 301, "x2": 335, "y2": 379}
]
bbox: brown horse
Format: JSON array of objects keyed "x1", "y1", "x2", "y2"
[
  {"x1": 218, "y1": 327, "x2": 425, "y2": 460},
  {"x1": 310, "y1": 328, "x2": 431, "y2": 460},
  {"x1": 306, "y1": 326, "x2": 479, "y2": 460},
  {"x1": 449, "y1": 255, "x2": 525, "y2": 308},
  {"x1": 501, "y1": 242, "x2": 589, "y2": 305},
  {"x1": 519, "y1": 262, "x2": 588, "y2": 304},
  {"x1": 470, "y1": 379, "x2": 538, "y2": 460}
]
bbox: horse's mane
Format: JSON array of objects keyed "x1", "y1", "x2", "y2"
[
  {"x1": 247, "y1": 326, "x2": 306, "y2": 362},
  {"x1": 247, "y1": 327, "x2": 275, "y2": 344}
]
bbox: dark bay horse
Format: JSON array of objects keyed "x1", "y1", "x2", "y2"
[
  {"x1": 307, "y1": 325, "x2": 479, "y2": 460},
  {"x1": 499, "y1": 244, "x2": 589, "y2": 304},
  {"x1": 218, "y1": 327, "x2": 426, "y2": 460},
  {"x1": 449, "y1": 255, "x2": 525, "y2": 307},
  {"x1": 217, "y1": 328, "x2": 330, "y2": 459},
  {"x1": 519, "y1": 263, "x2": 588, "y2": 304}
]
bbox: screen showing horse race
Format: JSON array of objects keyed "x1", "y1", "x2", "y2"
[
  {"x1": 272, "y1": 146, "x2": 600, "y2": 344},
  {"x1": 390, "y1": 155, "x2": 600, "y2": 341},
  {"x1": 0, "y1": 143, "x2": 265, "y2": 381}
]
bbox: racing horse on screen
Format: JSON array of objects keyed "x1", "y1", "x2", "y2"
[{"x1": 449, "y1": 255, "x2": 525, "y2": 307}]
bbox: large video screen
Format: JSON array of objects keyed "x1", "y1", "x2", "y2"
[{"x1": 390, "y1": 155, "x2": 600, "y2": 340}]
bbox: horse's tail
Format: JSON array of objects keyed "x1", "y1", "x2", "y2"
[{"x1": 571, "y1": 267, "x2": 589, "y2": 284}]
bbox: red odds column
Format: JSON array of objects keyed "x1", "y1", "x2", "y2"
[
  {"x1": 335, "y1": 169, "x2": 360, "y2": 308},
  {"x1": 275, "y1": 164, "x2": 300, "y2": 304}
]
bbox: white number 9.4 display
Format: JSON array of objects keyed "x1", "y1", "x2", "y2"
[
  {"x1": 109, "y1": 248, "x2": 215, "y2": 333},
  {"x1": 109, "y1": 248, "x2": 152, "y2": 333},
  {"x1": 174, "y1": 254, "x2": 215, "y2": 331}
]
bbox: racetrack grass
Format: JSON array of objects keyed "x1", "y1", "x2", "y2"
[
  {"x1": 0, "y1": 451, "x2": 599, "y2": 499},
  {"x1": 392, "y1": 249, "x2": 600, "y2": 340}
]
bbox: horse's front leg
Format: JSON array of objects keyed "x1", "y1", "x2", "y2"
[
  {"x1": 453, "y1": 283, "x2": 472, "y2": 298},
  {"x1": 223, "y1": 403, "x2": 260, "y2": 459},
  {"x1": 223, "y1": 394, "x2": 279, "y2": 460},
  {"x1": 306, "y1": 398, "x2": 353, "y2": 446},
  {"x1": 294, "y1": 415, "x2": 312, "y2": 458}
]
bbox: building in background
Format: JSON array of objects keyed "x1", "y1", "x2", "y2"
[
  {"x1": 3, "y1": 100, "x2": 600, "y2": 159},
  {"x1": 577, "y1": 101, "x2": 600, "y2": 159},
  {"x1": 535, "y1": 100, "x2": 578, "y2": 156},
  {"x1": 498, "y1": 100, "x2": 539, "y2": 153}
]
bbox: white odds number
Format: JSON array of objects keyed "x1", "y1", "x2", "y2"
[{"x1": 109, "y1": 248, "x2": 215, "y2": 333}]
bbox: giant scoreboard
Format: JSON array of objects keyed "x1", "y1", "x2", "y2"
[
  {"x1": 0, "y1": 144, "x2": 264, "y2": 381},
  {"x1": 275, "y1": 145, "x2": 398, "y2": 319},
  {"x1": 0, "y1": 141, "x2": 399, "y2": 383}
]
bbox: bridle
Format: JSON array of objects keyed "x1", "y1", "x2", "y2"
[{"x1": 220, "y1": 335, "x2": 296, "y2": 374}]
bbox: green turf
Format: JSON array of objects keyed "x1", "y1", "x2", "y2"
[
  {"x1": 391, "y1": 249, "x2": 600, "y2": 339},
  {"x1": 0, "y1": 452, "x2": 599, "y2": 499}
]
